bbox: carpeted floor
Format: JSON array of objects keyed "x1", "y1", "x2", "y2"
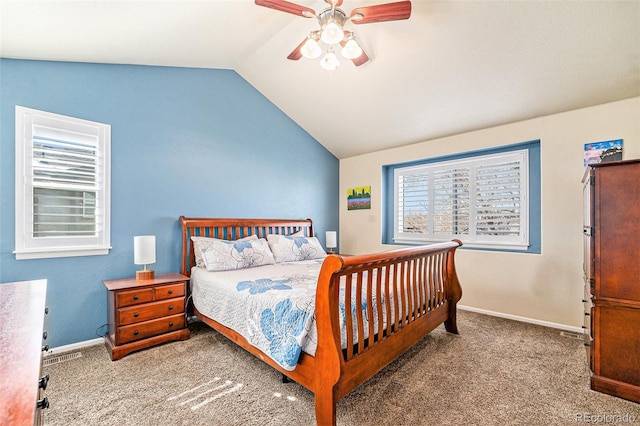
[{"x1": 42, "y1": 310, "x2": 640, "y2": 425}]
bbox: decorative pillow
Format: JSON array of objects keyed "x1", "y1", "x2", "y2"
[
  {"x1": 201, "y1": 238, "x2": 275, "y2": 272},
  {"x1": 192, "y1": 235, "x2": 257, "y2": 268},
  {"x1": 267, "y1": 234, "x2": 327, "y2": 263}
]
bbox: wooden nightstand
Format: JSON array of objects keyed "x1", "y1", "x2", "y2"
[{"x1": 103, "y1": 272, "x2": 190, "y2": 360}]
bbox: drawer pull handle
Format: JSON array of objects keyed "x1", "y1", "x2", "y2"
[
  {"x1": 133, "y1": 312, "x2": 139, "y2": 318},
  {"x1": 584, "y1": 312, "x2": 590, "y2": 316},
  {"x1": 133, "y1": 295, "x2": 139, "y2": 300},
  {"x1": 169, "y1": 322, "x2": 174, "y2": 327},
  {"x1": 168, "y1": 290, "x2": 173, "y2": 295},
  {"x1": 133, "y1": 330, "x2": 139, "y2": 336},
  {"x1": 168, "y1": 305, "x2": 174, "y2": 311}
]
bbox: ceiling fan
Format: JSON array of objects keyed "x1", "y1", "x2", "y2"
[{"x1": 255, "y1": 0, "x2": 412, "y2": 70}]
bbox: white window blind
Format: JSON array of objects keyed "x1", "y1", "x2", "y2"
[
  {"x1": 394, "y1": 150, "x2": 529, "y2": 250},
  {"x1": 15, "y1": 106, "x2": 111, "y2": 259}
]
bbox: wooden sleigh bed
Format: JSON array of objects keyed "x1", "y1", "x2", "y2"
[{"x1": 179, "y1": 216, "x2": 463, "y2": 426}]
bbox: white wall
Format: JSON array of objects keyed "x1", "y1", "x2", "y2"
[{"x1": 339, "y1": 97, "x2": 640, "y2": 329}]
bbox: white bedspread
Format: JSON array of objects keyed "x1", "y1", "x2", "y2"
[{"x1": 191, "y1": 260, "x2": 386, "y2": 371}]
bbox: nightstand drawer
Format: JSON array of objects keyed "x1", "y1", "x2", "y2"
[
  {"x1": 154, "y1": 283, "x2": 185, "y2": 300},
  {"x1": 117, "y1": 314, "x2": 186, "y2": 345},
  {"x1": 116, "y1": 288, "x2": 154, "y2": 308},
  {"x1": 117, "y1": 297, "x2": 185, "y2": 326}
]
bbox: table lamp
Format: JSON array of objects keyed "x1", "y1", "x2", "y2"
[
  {"x1": 134, "y1": 235, "x2": 156, "y2": 281},
  {"x1": 326, "y1": 231, "x2": 337, "y2": 253}
]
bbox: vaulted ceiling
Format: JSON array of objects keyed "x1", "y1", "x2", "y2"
[{"x1": 2, "y1": 0, "x2": 639, "y2": 159}]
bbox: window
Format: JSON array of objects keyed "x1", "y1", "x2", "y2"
[
  {"x1": 14, "y1": 106, "x2": 111, "y2": 259},
  {"x1": 384, "y1": 141, "x2": 540, "y2": 252}
]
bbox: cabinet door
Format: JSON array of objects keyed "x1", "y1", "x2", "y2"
[
  {"x1": 595, "y1": 163, "x2": 640, "y2": 301},
  {"x1": 594, "y1": 304, "x2": 640, "y2": 387}
]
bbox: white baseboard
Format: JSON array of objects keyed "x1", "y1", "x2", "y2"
[
  {"x1": 458, "y1": 304, "x2": 584, "y2": 334},
  {"x1": 44, "y1": 337, "x2": 104, "y2": 357}
]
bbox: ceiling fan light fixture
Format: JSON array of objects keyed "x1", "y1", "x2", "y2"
[
  {"x1": 341, "y1": 35, "x2": 362, "y2": 59},
  {"x1": 321, "y1": 20, "x2": 344, "y2": 45},
  {"x1": 301, "y1": 34, "x2": 322, "y2": 59},
  {"x1": 320, "y1": 49, "x2": 340, "y2": 71}
]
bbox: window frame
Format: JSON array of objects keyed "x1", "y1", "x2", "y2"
[
  {"x1": 383, "y1": 141, "x2": 541, "y2": 253},
  {"x1": 14, "y1": 106, "x2": 111, "y2": 260}
]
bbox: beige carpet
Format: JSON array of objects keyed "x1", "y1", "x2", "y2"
[{"x1": 42, "y1": 310, "x2": 640, "y2": 425}]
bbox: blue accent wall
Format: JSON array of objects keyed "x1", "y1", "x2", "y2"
[{"x1": 0, "y1": 59, "x2": 339, "y2": 347}]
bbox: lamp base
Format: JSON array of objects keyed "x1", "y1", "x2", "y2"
[{"x1": 136, "y1": 270, "x2": 155, "y2": 281}]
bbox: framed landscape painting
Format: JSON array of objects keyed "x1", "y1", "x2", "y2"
[
  {"x1": 347, "y1": 186, "x2": 371, "y2": 210},
  {"x1": 584, "y1": 139, "x2": 623, "y2": 167}
]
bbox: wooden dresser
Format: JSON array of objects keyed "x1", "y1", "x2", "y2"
[
  {"x1": 582, "y1": 159, "x2": 640, "y2": 403},
  {"x1": 0, "y1": 279, "x2": 49, "y2": 425},
  {"x1": 103, "y1": 273, "x2": 190, "y2": 360}
]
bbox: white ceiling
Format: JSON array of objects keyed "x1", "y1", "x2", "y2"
[{"x1": 1, "y1": 0, "x2": 639, "y2": 159}]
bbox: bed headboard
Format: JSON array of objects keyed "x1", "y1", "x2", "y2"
[{"x1": 179, "y1": 216, "x2": 315, "y2": 277}]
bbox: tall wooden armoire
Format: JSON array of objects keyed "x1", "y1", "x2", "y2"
[{"x1": 583, "y1": 159, "x2": 640, "y2": 403}]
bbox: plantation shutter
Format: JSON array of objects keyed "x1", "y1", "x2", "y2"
[
  {"x1": 32, "y1": 127, "x2": 99, "y2": 238},
  {"x1": 474, "y1": 159, "x2": 523, "y2": 237},
  {"x1": 394, "y1": 150, "x2": 528, "y2": 249},
  {"x1": 432, "y1": 167, "x2": 470, "y2": 236},
  {"x1": 397, "y1": 171, "x2": 429, "y2": 234}
]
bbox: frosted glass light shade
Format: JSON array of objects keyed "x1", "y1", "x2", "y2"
[
  {"x1": 341, "y1": 38, "x2": 363, "y2": 59},
  {"x1": 134, "y1": 235, "x2": 156, "y2": 266},
  {"x1": 326, "y1": 231, "x2": 337, "y2": 251},
  {"x1": 320, "y1": 51, "x2": 340, "y2": 70},
  {"x1": 301, "y1": 37, "x2": 322, "y2": 59},
  {"x1": 321, "y1": 21, "x2": 344, "y2": 45}
]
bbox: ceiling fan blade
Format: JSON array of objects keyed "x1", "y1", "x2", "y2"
[
  {"x1": 255, "y1": 0, "x2": 316, "y2": 18},
  {"x1": 350, "y1": 1, "x2": 412, "y2": 24},
  {"x1": 351, "y1": 50, "x2": 370, "y2": 67},
  {"x1": 287, "y1": 37, "x2": 307, "y2": 61}
]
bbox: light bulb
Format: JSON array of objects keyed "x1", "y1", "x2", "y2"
[
  {"x1": 320, "y1": 51, "x2": 340, "y2": 71},
  {"x1": 341, "y1": 38, "x2": 363, "y2": 59},
  {"x1": 301, "y1": 37, "x2": 322, "y2": 59},
  {"x1": 321, "y1": 21, "x2": 344, "y2": 45}
]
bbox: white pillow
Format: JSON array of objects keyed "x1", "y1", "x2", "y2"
[
  {"x1": 267, "y1": 234, "x2": 327, "y2": 263},
  {"x1": 192, "y1": 235, "x2": 257, "y2": 268},
  {"x1": 201, "y1": 238, "x2": 275, "y2": 272}
]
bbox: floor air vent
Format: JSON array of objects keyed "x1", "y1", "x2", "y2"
[
  {"x1": 560, "y1": 331, "x2": 583, "y2": 340},
  {"x1": 43, "y1": 352, "x2": 82, "y2": 366}
]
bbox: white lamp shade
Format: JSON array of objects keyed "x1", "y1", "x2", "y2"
[
  {"x1": 134, "y1": 235, "x2": 156, "y2": 265},
  {"x1": 326, "y1": 231, "x2": 337, "y2": 249}
]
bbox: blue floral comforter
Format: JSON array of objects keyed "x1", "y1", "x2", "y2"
[{"x1": 190, "y1": 260, "x2": 385, "y2": 371}]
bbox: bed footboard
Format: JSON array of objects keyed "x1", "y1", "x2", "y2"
[{"x1": 314, "y1": 240, "x2": 463, "y2": 425}]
